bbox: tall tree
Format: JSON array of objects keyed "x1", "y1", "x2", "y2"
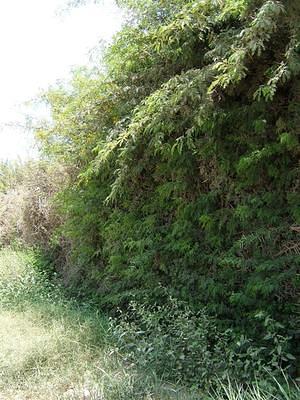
[{"x1": 36, "y1": 0, "x2": 300, "y2": 366}]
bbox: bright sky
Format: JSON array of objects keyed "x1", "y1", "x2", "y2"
[{"x1": 0, "y1": 0, "x2": 123, "y2": 161}]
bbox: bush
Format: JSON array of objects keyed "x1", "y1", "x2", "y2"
[
  {"x1": 0, "y1": 161, "x2": 68, "y2": 248},
  {"x1": 111, "y1": 298, "x2": 295, "y2": 388},
  {"x1": 32, "y1": 2, "x2": 299, "y2": 366}
]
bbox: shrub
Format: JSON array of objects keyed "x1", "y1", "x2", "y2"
[
  {"x1": 0, "y1": 161, "x2": 68, "y2": 248},
  {"x1": 33, "y1": 2, "x2": 299, "y2": 364},
  {"x1": 111, "y1": 298, "x2": 295, "y2": 388}
]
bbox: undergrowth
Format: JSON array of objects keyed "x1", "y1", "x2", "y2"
[
  {"x1": 111, "y1": 299, "x2": 296, "y2": 387},
  {"x1": 0, "y1": 248, "x2": 298, "y2": 399},
  {"x1": 0, "y1": 249, "x2": 299, "y2": 400},
  {"x1": 0, "y1": 248, "x2": 197, "y2": 399}
]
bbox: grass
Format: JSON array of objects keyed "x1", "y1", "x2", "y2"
[
  {"x1": 0, "y1": 248, "x2": 196, "y2": 399},
  {"x1": 0, "y1": 250, "x2": 102, "y2": 398},
  {"x1": 0, "y1": 248, "x2": 298, "y2": 399}
]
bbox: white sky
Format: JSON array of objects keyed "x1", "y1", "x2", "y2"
[{"x1": 0, "y1": 0, "x2": 123, "y2": 160}]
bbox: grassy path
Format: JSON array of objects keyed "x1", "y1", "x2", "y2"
[
  {"x1": 0, "y1": 249, "x2": 197, "y2": 400},
  {"x1": 0, "y1": 249, "x2": 139, "y2": 400}
]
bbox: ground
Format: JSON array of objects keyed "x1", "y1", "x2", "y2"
[
  {"x1": 0, "y1": 249, "x2": 192, "y2": 400},
  {"x1": 0, "y1": 249, "x2": 297, "y2": 400}
]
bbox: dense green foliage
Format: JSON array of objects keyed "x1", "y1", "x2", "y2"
[
  {"x1": 33, "y1": 0, "x2": 300, "y2": 383},
  {"x1": 112, "y1": 298, "x2": 295, "y2": 386},
  {"x1": 0, "y1": 248, "x2": 299, "y2": 398}
]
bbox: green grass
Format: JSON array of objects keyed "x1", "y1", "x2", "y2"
[
  {"x1": 0, "y1": 248, "x2": 195, "y2": 399},
  {"x1": 0, "y1": 248, "x2": 298, "y2": 400},
  {"x1": 0, "y1": 249, "x2": 107, "y2": 398}
]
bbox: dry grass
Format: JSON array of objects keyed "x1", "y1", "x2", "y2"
[{"x1": 0, "y1": 161, "x2": 67, "y2": 248}]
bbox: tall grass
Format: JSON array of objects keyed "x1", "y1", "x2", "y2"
[
  {"x1": 208, "y1": 376, "x2": 300, "y2": 400},
  {"x1": 0, "y1": 249, "x2": 193, "y2": 399}
]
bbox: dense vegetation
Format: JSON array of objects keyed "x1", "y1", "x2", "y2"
[
  {"x1": 0, "y1": 248, "x2": 298, "y2": 399},
  {"x1": 0, "y1": 0, "x2": 299, "y2": 396}
]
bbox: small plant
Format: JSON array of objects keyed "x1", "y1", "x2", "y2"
[
  {"x1": 110, "y1": 297, "x2": 296, "y2": 388},
  {"x1": 223, "y1": 312, "x2": 295, "y2": 382},
  {"x1": 110, "y1": 297, "x2": 225, "y2": 386}
]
